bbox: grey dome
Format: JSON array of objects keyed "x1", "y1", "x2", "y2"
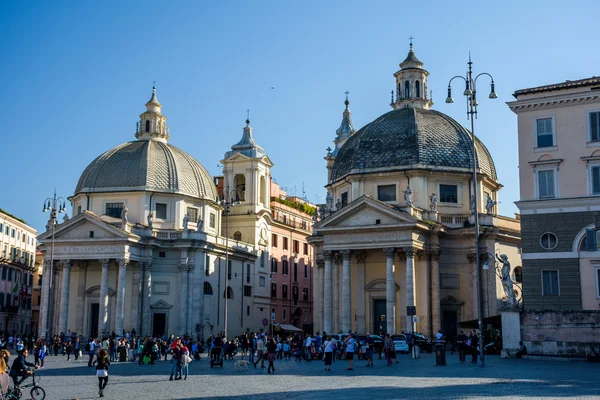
[
  {"x1": 330, "y1": 107, "x2": 497, "y2": 182},
  {"x1": 75, "y1": 140, "x2": 218, "y2": 200}
]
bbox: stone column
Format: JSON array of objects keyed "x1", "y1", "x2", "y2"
[
  {"x1": 115, "y1": 258, "x2": 128, "y2": 336},
  {"x1": 131, "y1": 262, "x2": 142, "y2": 335},
  {"x1": 58, "y1": 260, "x2": 71, "y2": 335},
  {"x1": 99, "y1": 259, "x2": 111, "y2": 336},
  {"x1": 323, "y1": 251, "x2": 333, "y2": 335},
  {"x1": 314, "y1": 259, "x2": 323, "y2": 333},
  {"x1": 142, "y1": 262, "x2": 152, "y2": 336},
  {"x1": 431, "y1": 250, "x2": 441, "y2": 336},
  {"x1": 341, "y1": 250, "x2": 351, "y2": 333},
  {"x1": 179, "y1": 261, "x2": 189, "y2": 335},
  {"x1": 52, "y1": 263, "x2": 63, "y2": 336},
  {"x1": 335, "y1": 253, "x2": 343, "y2": 331},
  {"x1": 194, "y1": 253, "x2": 205, "y2": 339},
  {"x1": 75, "y1": 262, "x2": 88, "y2": 334},
  {"x1": 384, "y1": 248, "x2": 396, "y2": 335},
  {"x1": 355, "y1": 252, "x2": 366, "y2": 334},
  {"x1": 38, "y1": 259, "x2": 52, "y2": 339},
  {"x1": 187, "y1": 261, "x2": 195, "y2": 337},
  {"x1": 319, "y1": 261, "x2": 325, "y2": 332},
  {"x1": 405, "y1": 247, "x2": 416, "y2": 331}
]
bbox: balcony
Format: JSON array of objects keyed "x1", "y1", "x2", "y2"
[{"x1": 439, "y1": 214, "x2": 470, "y2": 228}]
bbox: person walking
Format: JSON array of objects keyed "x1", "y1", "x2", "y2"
[
  {"x1": 456, "y1": 331, "x2": 467, "y2": 363},
  {"x1": 87, "y1": 339, "x2": 96, "y2": 367},
  {"x1": 364, "y1": 333, "x2": 375, "y2": 367},
  {"x1": 469, "y1": 330, "x2": 479, "y2": 364},
  {"x1": 180, "y1": 344, "x2": 190, "y2": 380},
  {"x1": 384, "y1": 334, "x2": 393, "y2": 366},
  {"x1": 253, "y1": 335, "x2": 265, "y2": 369},
  {"x1": 74, "y1": 338, "x2": 81, "y2": 361},
  {"x1": 344, "y1": 334, "x2": 356, "y2": 371},
  {"x1": 169, "y1": 339, "x2": 182, "y2": 381},
  {"x1": 323, "y1": 336, "x2": 333, "y2": 371},
  {"x1": 267, "y1": 338, "x2": 277, "y2": 374},
  {"x1": 65, "y1": 340, "x2": 73, "y2": 361},
  {"x1": 93, "y1": 349, "x2": 110, "y2": 398}
]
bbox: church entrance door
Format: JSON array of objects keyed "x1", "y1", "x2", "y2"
[
  {"x1": 89, "y1": 303, "x2": 99, "y2": 338},
  {"x1": 443, "y1": 310, "x2": 457, "y2": 338},
  {"x1": 153, "y1": 313, "x2": 166, "y2": 337},
  {"x1": 373, "y1": 299, "x2": 386, "y2": 336}
]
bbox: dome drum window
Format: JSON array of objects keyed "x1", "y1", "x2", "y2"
[
  {"x1": 105, "y1": 202, "x2": 124, "y2": 218},
  {"x1": 377, "y1": 184, "x2": 396, "y2": 202},
  {"x1": 540, "y1": 232, "x2": 558, "y2": 250},
  {"x1": 439, "y1": 185, "x2": 458, "y2": 204}
]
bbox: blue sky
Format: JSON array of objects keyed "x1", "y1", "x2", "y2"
[{"x1": 2, "y1": 0, "x2": 599, "y2": 233}]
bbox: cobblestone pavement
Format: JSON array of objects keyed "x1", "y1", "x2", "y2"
[{"x1": 24, "y1": 352, "x2": 600, "y2": 400}]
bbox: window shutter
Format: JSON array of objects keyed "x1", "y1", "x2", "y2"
[{"x1": 586, "y1": 229, "x2": 597, "y2": 250}]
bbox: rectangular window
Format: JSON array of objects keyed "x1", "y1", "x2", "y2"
[
  {"x1": 538, "y1": 170, "x2": 556, "y2": 199},
  {"x1": 8, "y1": 269, "x2": 12, "y2": 281},
  {"x1": 282, "y1": 285, "x2": 288, "y2": 299},
  {"x1": 247, "y1": 306, "x2": 250, "y2": 316},
  {"x1": 155, "y1": 203, "x2": 167, "y2": 219},
  {"x1": 209, "y1": 213, "x2": 216, "y2": 228},
  {"x1": 228, "y1": 260, "x2": 232, "y2": 280},
  {"x1": 439, "y1": 184, "x2": 458, "y2": 203},
  {"x1": 186, "y1": 207, "x2": 198, "y2": 222},
  {"x1": 105, "y1": 202, "x2": 124, "y2": 218},
  {"x1": 282, "y1": 260, "x2": 288, "y2": 275},
  {"x1": 592, "y1": 166, "x2": 600, "y2": 195},
  {"x1": 77, "y1": 205, "x2": 82, "y2": 215},
  {"x1": 304, "y1": 264, "x2": 308, "y2": 279},
  {"x1": 377, "y1": 184, "x2": 396, "y2": 202},
  {"x1": 536, "y1": 117, "x2": 554, "y2": 147},
  {"x1": 271, "y1": 283, "x2": 277, "y2": 297},
  {"x1": 596, "y1": 267, "x2": 600, "y2": 298},
  {"x1": 260, "y1": 253, "x2": 265, "y2": 269},
  {"x1": 159, "y1": 251, "x2": 166, "y2": 258},
  {"x1": 271, "y1": 258, "x2": 278, "y2": 273},
  {"x1": 0, "y1": 223, "x2": 3, "y2": 234},
  {"x1": 303, "y1": 288, "x2": 309, "y2": 301},
  {"x1": 293, "y1": 262, "x2": 298, "y2": 282},
  {"x1": 293, "y1": 240, "x2": 299, "y2": 254},
  {"x1": 283, "y1": 309, "x2": 286, "y2": 320},
  {"x1": 542, "y1": 270, "x2": 560, "y2": 296},
  {"x1": 283, "y1": 237, "x2": 288, "y2": 250},
  {"x1": 303, "y1": 243, "x2": 308, "y2": 255},
  {"x1": 259, "y1": 276, "x2": 266, "y2": 287},
  {"x1": 11, "y1": 229, "x2": 15, "y2": 238},
  {"x1": 1, "y1": 267, "x2": 6, "y2": 280},
  {"x1": 244, "y1": 285, "x2": 252, "y2": 297},
  {"x1": 246, "y1": 264, "x2": 251, "y2": 283},
  {"x1": 590, "y1": 111, "x2": 600, "y2": 142},
  {"x1": 272, "y1": 234, "x2": 278, "y2": 248},
  {"x1": 205, "y1": 254, "x2": 210, "y2": 276},
  {"x1": 341, "y1": 192, "x2": 348, "y2": 207}
]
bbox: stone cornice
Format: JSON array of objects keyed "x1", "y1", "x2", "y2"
[{"x1": 507, "y1": 92, "x2": 600, "y2": 113}]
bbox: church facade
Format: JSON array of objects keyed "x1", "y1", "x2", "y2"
[
  {"x1": 310, "y1": 45, "x2": 522, "y2": 338},
  {"x1": 37, "y1": 88, "x2": 275, "y2": 339}
]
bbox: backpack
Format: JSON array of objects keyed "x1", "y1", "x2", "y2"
[{"x1": 85, "y1": 343, "x2": 91, "y2": 352}]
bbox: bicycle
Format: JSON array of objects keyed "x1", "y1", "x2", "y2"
[{"x1": 3, "y1": 371, "x2": 45, "y2": 400}]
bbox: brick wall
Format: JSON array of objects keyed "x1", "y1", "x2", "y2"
[{"x1": 521, "y1": 310, "x2": 600, "y2": 356}]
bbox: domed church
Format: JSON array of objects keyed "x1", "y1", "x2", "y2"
[
  {"x1": 310, "y1": 44, "x2": 522, "y2": 338},
  {"x1": 37, "y1": 87, "x2": 273, "y2": 339}
]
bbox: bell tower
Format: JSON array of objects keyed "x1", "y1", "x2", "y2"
[
  {"x1": 136, "y1": 84, "x2": 169, "y2": 142},
  {"x1": 391, "y1": 39, "x2": 433, "y2": 110}
]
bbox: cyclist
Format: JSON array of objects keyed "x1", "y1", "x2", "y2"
[{"x1": 9, "y1": 349, "x2": 39, "y2": 389}]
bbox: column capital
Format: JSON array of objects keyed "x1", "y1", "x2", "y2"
[
  {"x1": 99, "y1": 258, "x2": 111, "y2": 267},
  {"x1": 383, "y1": 247, "x2": 396, "y2": 258},
  {"x1": 187, "y1": 262, "x2": 195, "y2": 272},
  {"x1": 322, "y1": 251, "x2": 333, "y2": 260},
  {"x1": 117, "y1": 258, "x2": 130, "y2": 268},
  {"x1": 332, "y1": 252, "x2": 342, "y2": 264},
  {"x1": 179, "y1": 262, "x2": 189, "y2": 272},
  {"x1": 54, "y1": 262, "x2": 64, "y2": 272},
  {"x1": 429, "y1": 249, "x2": 441, "y2": 261},
  {"x1": 355, "y1": 252, "x2": 367, "y2": 263},
  {"x1": 316, "y1": 259, "x2": 325, "y2": 269},
  {"x1": 142, "y1": 261, "x2": 153, "y2": 270},
  {"x1": 404, "y1": 247, "x2": 416, "y2": 258},
  {"x1": 57, "y1": 259, "x2": 71, "y2": 270},
  {"x1": 467, "y1": 252, "x2": 477, "y2": 263},
  {"x1": 130, "y1": 261, "x2": 142, "y2": 271},
  {"x1": 77, "y1": 261, "x2": 88, "y2": 270},
  {"x1": 341, "y1": 250, "x2": 352, "y2": 261}
]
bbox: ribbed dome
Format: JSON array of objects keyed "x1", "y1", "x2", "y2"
[
  {"x1": 75, "y1": 140, "x2": 218, "y2": 200},
  {"x1": 330, "y1": 107, "x2": 497, "y2": 182}
]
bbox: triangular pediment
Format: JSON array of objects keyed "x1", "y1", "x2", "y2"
[
  {"x1": 221, "y1": 152, "x2": 274, "y2": 167},
  {"x1": 317, "y1": 195, "x2": 418, "y2": 229},
  {"x1": 150, "y1": 300, "x2": 173, "y2": 309},
  {"x1": 38, "y1": 211, "x2": 130, "y2": 241}
]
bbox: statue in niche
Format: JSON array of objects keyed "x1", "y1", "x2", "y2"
[
  {"x1": 183, "y1": 214, "x2": 189, "y2": 231},
  {"x1": 326, "y1": 191, "x2": 334, "y2": 211},
  {"x1": 196, "y1": 216, "x2": 203, "y2": 232},
  {"x1": 497, "y1": 254, "x2": 517, "y2": 305},
  {"x1": 121, "y1": 205, "x2": 128, "y2": 224},
  {"x1": 147, "y1": 212, "x2": 154, "y2": 229},
  {"x1": 469, "y1": 195, "x2": 476, "y2": 215},
  {"x1": 429, "y1": 193, "x2": 438, "y2": 212},
  {"x1": 485, "y1": 196, "x2": 497, "y2": 215},
  {"x1": 403, "y1": 185, "x2": 413, "y2": 206}
]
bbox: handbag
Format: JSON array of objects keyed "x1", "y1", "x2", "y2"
[{"x1": 96, "y1": 369, "x2": 108, "y2": 378}]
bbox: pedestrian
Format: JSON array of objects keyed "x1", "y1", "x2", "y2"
[
  {"x1": 456, "y1": 331, "x2": 467, "y2": 363},
  {"x1": 87, "y1": 339, "x2": 95, "y2": 367},
  {"x1": 323, "y1": 335, "x2": 333, "y2": 371},
  {"x1": 65, "y1": 340, "x2": 73, "y2": 361},
  {"x1": 74, "y1": 338, "x2": 81, "y2": 360},
  {"x1": 93, "y1": 349, "x2": 110, "y2": 398},
  {"x1": 169, "y1": 338, "x2": 182, "y2": 381},
  {"x1": 180, "y1": 343, "x2": 190, "y2": 380},
  {"x1": 0, "y1": 354, "x2": 9, "y2": 396},
  {"x1": 253, "y1": 335, "x2": 265, "y2": 369},
  {"x1": 344, "y1": 334, "x2": 355, "y2": 371},
  {"x1": 384, "y1": 334, "x2": 393, "y2": 366},
  {"x1": 364, "y1": 333, "x2": 374, "y2": 367},
  {"x1": 267, "y1": 338, "x2": 277, "y2": 374},
  {"x1": 469, "y1": 330, "x2": 479, "y2": 364}
]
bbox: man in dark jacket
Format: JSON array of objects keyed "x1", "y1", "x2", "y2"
[{"x1": 10, "y1": 349, "x2": 39, "y2": 387}]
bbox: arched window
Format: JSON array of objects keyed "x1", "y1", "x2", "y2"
[
  {"x1": 282, "y1": 284, "x2": 288, "y2": 299},
  {"x1": 271, "y1": 283, "x2": 277, "y2": 298},
  {"x1": 233, "y1": 231, "x2": 242, "y2": 241},
  {"x1": 405, "y1": 80, "x2": 410, "y2": 98},
  {"x1": 398, "y1": 83, "x2": 402, "y2": 99},
  {"x1": 234, "y1": 174, "x2": 246, "y2": 201},
  {"x1": 145, "y1": 120, "x2": 150, "y2": 132},
  {"x1": 415, "y1": 80, "x2": 421, "y2": 97},
  {"x1": 223, "y1": 286, "x2": 233, "y2": 299},
  {"x1": 203, "y1": 282, "x2": 213, "y2": 295},
  {"x1": 513, "y1": 266, "x2": 523, "y2": 283},
  {"x1": 303, "y1": 287, "x2": 309, "y2": 301},
  {"x1": 260, "y1": 176, "x2": 267, "y2": 204}
]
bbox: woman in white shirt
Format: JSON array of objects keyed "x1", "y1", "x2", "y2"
[
  {"x1": 345, "y1": 335, "x2": 356, "y2": 371},
  {"x1": 323, "y1": 336, "x2": 334, "y2": 371}
]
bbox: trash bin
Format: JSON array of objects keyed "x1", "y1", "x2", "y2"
[
  {"x1": 119, "y1": 346, "x2": 127, "y2": 362},
  {"x1": 435, "y1": 343, "x2": 446, "y2": 366}
]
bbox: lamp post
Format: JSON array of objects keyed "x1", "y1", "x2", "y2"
[
  {"x1": 446, "y1": 55, "x2": 497, "y2": 367},
  {"x1": 42, "y1": 190, "x2": 66, "y2": 340},
  {"x1": 221, "y1": 188, "x2": 241, "y2": 339}
]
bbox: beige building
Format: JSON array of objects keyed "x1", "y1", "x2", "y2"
[
  {"x1": 31, "y1": 250, "x2": 44, "y2": 337},
  {"x1": 508, "y1": 77, "x2": 600, "y2": 311},
  {"x1": 310, "y1": 45, "x2": 521, "y2": 338},
  {"x1": 0, "y1": 209, "x2": 37, "y2": 336}
]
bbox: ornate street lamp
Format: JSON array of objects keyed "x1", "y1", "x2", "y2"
[
  {"x1": 446, "y1": 54, "x2": 497, "y2": 367},
  {"x1": 220, "y1": 188, "x2": 242, "y2": 339},
  {"x1": 41, "y1": 190, "x2": 66, "y2": 339}
]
